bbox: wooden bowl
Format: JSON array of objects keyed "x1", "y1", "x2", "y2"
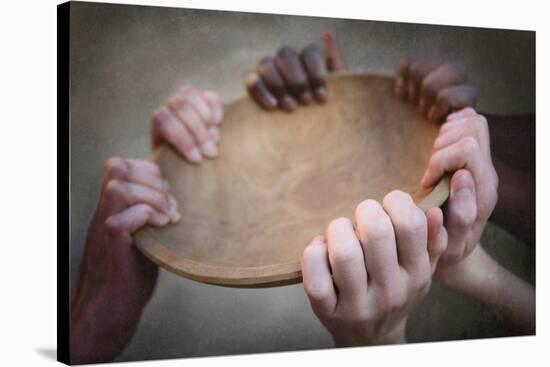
[{"x1": 134, "y1": 73, "x2": 450, "y2": 287}]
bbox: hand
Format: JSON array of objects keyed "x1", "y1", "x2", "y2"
[
  {"x1": 394, "y1": 53, "x2": 478, "y2": 123},
  {"x1": 421, "y1": 107, "x2": 498, "y2": 277},
  {"x1": 151, "y1": 85, "x2": 223, "y2": 163},
  {"x1": 245, "y1": 28, "x2": 345, "y2": 112},
  {"x1": 70, "y1": 157, "x2": 180, "y2": 364},
  {"x1": 301, "y1": 191, "x2": 448, "y2": 346}
]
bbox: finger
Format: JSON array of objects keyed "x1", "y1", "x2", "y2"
[
  {"x1": 202, "y1": 90, "x2": 224, "y2": 125},
  {"x1": 151, "y1": 106, "x2": 202, "y2": 163},
  {"x1": 421, "y1": 136, "x2": 483, "y2": 188},
  {"x1": 326, "y1": 217, "x2": 368, "y2": 312},
  {"x1": 447, "y1": 106, "x2": 478, "y2": 121},
  {"x1": 434, "y1": 114, "x2": 491, "y2": 159},
  {"x1": 407, "y1": 53, "x2": 454, "y2": 104},
  {"x1": 208, "y1": 126, "x2": 220, "y2": 142},
  {"x1": 382, "y1": 191, "x2": 430, "y2": 279},
  {"x1": 178, "y1": 85, "x2": 213, "y2": 126},
  {"x1": 301, "y1": 44, "x2": 328, "y2": 103},
  {"x1": 419, "y1": 61, "x2": 466, "y2": 117},
  {"x1": 245, "y1": 72, "x2": 278, "y2": 110},
  {"x1": 276, "y1": 46, "x2": 313, "y2": 104},
  {"x1": 323, "y1": 27, "x2": 346, "y2": 72},
  {"x1": 394, "y1": 58, "x2": 411, "y2": 99},
  {"x1": 426, "y1": 207, "x2": 448, "y2": 272},
  {"x1": 167, "y1": 94, "x2": 218, "y2": 158},
  {"x1": 354, "y1": 200, "x2": 400, "y2": 290},
  {"x1": 427, "y1": 85, "x2": 478, "y2": 123},
  {"x1": 105, "y1": 203, "x2": 171, "y2": 235},
  {"x1": 257, "y1": 56, "x2": 298, "y2": 112},
  {"x1": 102, "y1": 179, "x2": 180, "y2": 222},
  {"x1": 301, "y1": 235, "x2": 337, "y2": 317},
  {"x1": 103, "y1": 157, "x2": 168, "y2": 194},
  {"x1": 440, "y1": 170, "x2": 477, "y2": 264}
]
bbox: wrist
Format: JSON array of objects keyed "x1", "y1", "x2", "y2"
[
  {"x1": 331, "y1": 318, "x2": 407, "y2": 347},
  {"x1": 435, "y1": 245, "x2": 485, "y2": 289}
]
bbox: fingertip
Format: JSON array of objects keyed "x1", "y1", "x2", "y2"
[
  {"x1": 208, "y1": 126, "x2": 220, "y2": 142},
  {"x1": 314, "y1": 86, "x2": 328, "y2": 103},
  {"x1": 280, "y1": 95, "x2": 298, "y2": 112},
  {"x1": 201, "y1": 140, "x2": 218, "y2": 158},
  {"x1": 421, "y1": 170, "x2": 433, "y2": 188},
  {"x1": 394, "y1": 76, "x2": 405, "y2": 98},
  {"x1": 311, "y1": 234, "x2": 327, "y2": 246},
  {"x1": 427, "y1": 105, "x2": 437, "y2": 123},
  {"x1": 408, "y1": 81, "x2": 416, "y2": 104},
  {"x1": 450, "y1": 169, "x2": 475, "y2": 196},
  {"x1": 427, "y1": 207, "x2": 447, "y2": 259},
  {"x1": 300, "y1": 90, "x2": 313, "y2": 105},
  {"x1": 187, "y1": 147, "x2": 203, "y2": 163},
  {"x1": 150, "y1": 211, "x2": 171, "y2": 227}
]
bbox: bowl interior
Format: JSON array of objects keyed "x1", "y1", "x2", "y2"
[{"x1": 135, "y1": 73, "x2": 446, "y2": 284}]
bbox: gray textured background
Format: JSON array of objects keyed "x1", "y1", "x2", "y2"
[{"x1": 69, "y1": 1, "x2": 535, "y2": 362}]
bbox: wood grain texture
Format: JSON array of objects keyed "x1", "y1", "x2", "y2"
[{"x1": 134, "y1": 73, "x2": 450, "y2": 287}]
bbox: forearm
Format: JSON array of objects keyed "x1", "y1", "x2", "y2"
[
  {"x1": 437, "y1": 245, "x2": 535, "y2": 334},
  {"x1": 70, "y1": 273, "x2": 152, "y2": 364}
]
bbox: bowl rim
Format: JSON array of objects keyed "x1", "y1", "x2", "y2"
[{"x1": 134, "y1": 72, "x2": 451, "y2": 287}]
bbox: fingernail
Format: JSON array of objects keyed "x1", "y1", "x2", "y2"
[
  {"x1": 157, "y1": 214, "x2": 170, "y2": 226},
  {"x1": 394, "y1": 77, "x2": 403, "y2": 98},
  {"x1": 281, "y1": 95, "x2": 297, "y2": 112},
  {"x1": 419, "y1": 98, "x2": 425, "y2": 114},
  {"x1": 162, "y1": 180, "x2": 170, "y2": 192},
  {"x1": 451, "y1": 174, "x2": 474, "y2": 198},
  {"x1": 421, "y1": 171, "x2": 430, "y2": 187},
  {"x1": 266, "y1": 94, "x2": 278, "y2": 108},
  {"x1": 209, "y1": 127, "x2": 220, "y2": 142},
  {"x1": 315, "y1": 87, "x2": 328, "y2": 103},
  {"x1": 201, "y1": 141, "x2": 218, "y2": 158},
  {"x1": 408, "y1": 82, "x2": 415, "y2": 103},
  {"x1": 188, "y1": 147, "x2": 202, "y2": 162},
  {"x1": 168, "y1": 194, "x2": 178, "y2": 209},
  {"x1": 427, "y1": 108, "x2": 435, "y2": 123},
  {"x1": 171, "y1": 210, "x2": 182, "y2": 223},
  {"x1": 300, "y1": 91, "x2": 313, "y2": 105}
]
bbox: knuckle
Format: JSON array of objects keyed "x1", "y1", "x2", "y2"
[
  {"x1": 104, "y1": 179, "x2": 124, "y2": 197},
  {"x1": 383, "y1": 190, "x2": 412, "y2": 207},
  {"x1": 453, "y1": 200, "x2": 477, "y2": 227},
  {"x1": 463, "y1": 106, "x2": 477, "y2": 115},
  {"x1": 450, "y1": 60, "x2": 466, "y2": 78},
  {"x1": 331, "y1": 246, "x2": 357, "y2": 266},
  {"x1": 167, "y1": 95, "x2": 184, "y2": 110},
  {"x1": 105, "y1": 216, "x2": 122, "y2": 235},
  {"x1": 355, "y1": 199, "x2": 380, "y2": 217},
  {"x1": 408, "y1": 63, "x2": 421, "y2": 81},
  {"x1": 414, "y1": 277, "x2": 432, "y2": 299},
  {"x1": 400, "y1": 210, "x2": 426, "y2": 238},
  {"x1": 410, "y1": 269, "x2": 431, "y2": 294},
  {"x1": 480, "y1": 185, "x2": 499, "y2": 219},
  {"x1": 377, "y1": 288, "x2": 405, "y2": 314},
  {"x1": 420, "y1": 79, "x2": 437, "y2": 99},
  {"x1": 277, "y1": 46, "x2": 296, "y2": 57},
  {"x1": 304, "y1": 282, "x2": 332, "y2": 304},
  {"x1": 151, "y1": 107, "x2": 166, "y2": 123},
  {"x1": 361, "y1": 215, "x2": 393, "y2": 244},
  {"x1": 104, "y1": 157, "x2": 127, "y2": 178},
  {"x1": 460, "y1": 136, "x2": 480, "y2": 157},
  {"x1": 327, "y1": 217, "x2": 352, "y2": 235}
]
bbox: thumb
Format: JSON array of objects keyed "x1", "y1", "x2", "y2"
[{"x1": 440, "y1": 169, "x2": 477, "y2": 264}]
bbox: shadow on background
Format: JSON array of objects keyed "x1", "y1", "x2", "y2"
[{"x1": 37, "y1": 348, "x2": 57, "y2": 361}]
